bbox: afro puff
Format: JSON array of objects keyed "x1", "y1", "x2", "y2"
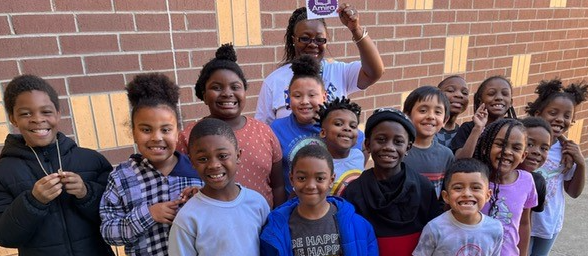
[{"x1": 194, "y1": 43, "x2": 247, "y2": 101}]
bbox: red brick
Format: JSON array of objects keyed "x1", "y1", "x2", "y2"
[
  {"x1": 470, "y1": 23, "x2": 492, "y2": 34},
  {"x1": 114, "y1": 0, "x2": 166, "y2": 11},
  {"x1": 447, "y1": 23, "x2": 469, "y2": 35},
  {"x1": 0, "y1": 16, "x2": 11, "y2": 35},
  {"x1": 260, "y1": 1, "x2": 299, "y2": 11},
  {"x1": 403, "y1": 65, "x2": 428, "y2": 78},
  {"x1": 536, "y1": 9, "x2": 554, "y2": 19},
  {"x1": 450, "y1": 1, "x2": 473, "y2": 9},
  {"x1": 406, "y1": 11, "x2": 432, "y2": 24},
  {"x1": 420, "y1": 75, "x2": 443, "y2": 86},
  {"x1": 547, "y1": 51, "x2": 563, "y2": 62},
  {"x1": 45, "y1": 78, "x2": 68, "y2": 96},
  {"x1": 358, "y1": 12, "x2": 377, "y2": 26},
  {"x1": 21, "y1": 57, "x2": 83, "y2": 77},
  {"x1": 0, "y1": 0, "x2": 52, "y2": 12},
  {"x1": 395, "y1": 52, "x2": 420, "y2": 66},
  {"x1": 393, "y1": 78, "x2": 420, "y2": 93},
  {"x1": 0, "y1": 37, "x2": 59, "y2": 58},
  {"x1": 375, "y1": 94, "x2": 400, "y2": 109},
  {"x1": 496, "y1": 34, "x2": 516, "y2": 44},
  {"x1": 141, "y1": 52, "x2": 190, "y2": 71},
  {"x1": 327, "y1": 43, "x2": 345, "y2": 58},
  {"x1": 494, "y1": 1, "x2": 514, "y2": 8},
  {"x1": 456, "y1": 11, "x2": 478, "y2": 22},
  {"x1": 272, "y1": 13, "x2": 292, "y2": 29},
  {"x1": 518, "y1": 9, "x2": 537, "y2": 20},
  {"x1": 473, "y1": 0, "x2": 494, "y2": 9},
  {"x1": 180, "y1": 102, "x2": 209, "y2": 120},
  {"x1": 262, "y1": 30, "x2": 286, "y2": 47},
  {"x1": 430, "y1": 38, "x2": 445, "y2": 49},
  {"x1": 369, "y1": 26, "x2": 395, "y2": 40},
  {"x1": 100, "y1": 147, "x2": 135, "y2": 166},
  {"x1": 478, "y1": 10, "x2": 499, "y2": 21},
  {"x1": 0, "y1": 61, "x2": 19, "y2": 81},
  {"x1": 175, "y1": 68, "x2": 199, "y2": 86},
  {"x1": 60, "y1": 35, "x2": 119, "y2": 54},
  {"x1": 423, "y1": 24, "x2": 447, "y2": 36},
  {"x1": 54, "y1": 0, "x2": 112, "y2": 11},
  {"x1": 186, "y1": 13, "x2": 217, "y2": 30},
  {"x1": 173, "y1": 32, "x2": 218, "y2": 49},
  {"x1": 404, "y1": 38, "x2": 430, "y2": 51},
  {"x1": 378, "y1": 12, "x2": 405, "y2": 25},
  {"x1": 121, "y1": 33, "x2": 171, "y2": 51},
  {"x1": 487, "y1": 45, "x2": 508, "y2": 57},
  {"x1": 136, "y1": 14, "x2": 185, "y2": 31},
  {"x1": 556, "y1": 60, "x2": 572, "y2": 70},
  {"x1": 191, "y1": 49, "x2": 218, "y2": 68},
  {"x1": 68, "y1": 74, "x2": 125, "y2": 94},
  {"x1": 58, "y1": 117, "x2": 74, "y2": 135},
  {"x1": 246, "y1": 80, "x2": 262, "y2": 95},
  {"x1": 85, "y1": 54, "x2": 140, "y2": 74},
  {"x1": 469, "y1": 47, "x2": 489, "y2": 59},
  {"x1": 179, "y1": 86, "x2": 195, "y2": 103},
  {"x1": 77, "y1": 14, "x2": 134, "y2": 32},
  {"x1": 515, "y1": 32, "x2": 534, "y2": 43},
  {"x1": 491, "y1": 21, "x2": 512, "y2": 33},
  {"x1": 12, "y1": 14, "x2": 76, "y2": 34},
  {"x1": 432, "y1": 11, "x2": 456, "y2": 23},
  {"x1": 395, "y1": 25, "x2": 422, "y2": 38},
  {"x1": 237, "y1": 47, "x2": 277, "y2": 63},
  {"x1": 432, "y1": 0, "x2": 448, "y2": 9},
  {"x1": 421, "y1": 50, "x2": 444, "y2": 64},
  {"x1": 377, "y1": 68, "x2": 402, "y2": 84},
  {"x1": 553, "y1": 9, "x2": 570, "y2": 19},
  {"x1": 499, "y1": 10, "x2": 518, "y2": 20},
  {"x1": 508, "y1": 44, "x2": 526, "y2": 55},
  {"x1": 512, "y1": 21, "x2": 530, "y2": 32},
  {"x1": 169, "y1": 0, "x2": 214, "y2": 11}
]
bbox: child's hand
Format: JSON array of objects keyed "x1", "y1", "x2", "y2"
[
  {"x1": 337, "y1": 3, "x2": 360, "y2": 31},
  {"x1": 32, "y1": 173, "x2": 63, "y2": 204},
  {"x1": 179, "y1": 186, "x2": 199, "y2": 203},
  {"x1": 561, "y1": 139, "x2": 584, "y2": 174},
  {"x1": 473, "y1": 103, "x2": 488, "y2": 128},
  {"x1": 60, "y1": 171, "x2": 88, "y2": 199},
  {"x1": 149, "y1": 200, "x2": 181, "y2": 224}
]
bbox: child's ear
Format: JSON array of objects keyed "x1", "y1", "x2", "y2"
[
  {"x1": 319, "y1": 128, "x2": 326, "y2": 138},
  {"x1": 485, "y1": 186, "x2": 493, "y2": 203},
  {"x1": 406, "y1": 141, "x2": 413, "y2": 152},
  {"x1": 321, "y1": 91, "x2": 327, "y2": 102},
  {"x1": 8, "y1": 114, "x2": 17, "y2": 128},
  {"x1": 236, "y1": 148, "x2": 242, "y2": 164},
  {"x1": 364, "y1": 139, "x2": 371, "y2": 154},
  {"x1": 441, "y1": 190, "x2": 449, "y2": 204}
]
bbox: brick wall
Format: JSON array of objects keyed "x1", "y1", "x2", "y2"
[{"x1": 0, "y1": 0, "x2": 588, "y2": 164}]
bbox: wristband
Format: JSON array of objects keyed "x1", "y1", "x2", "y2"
[{"x1": 353, "y1": 27, "x2": 368, "y2": 44}]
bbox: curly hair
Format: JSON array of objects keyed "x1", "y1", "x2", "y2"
[
  {"x1": 194, "y1": 43, "x2": 248, "y2": 101},
  {"x1": 525, "y1": 78, "x2": 588, "y2": 117},
  {"x1": 473, "y1": 76, "x2": 517, "y2": 119},
  {"x1": 289, "y1": 54, "x2": 325, "y2": 89},
  {"x1": 4, "y1": 75, "x2": 60, "y2": 115},
  {"x1": 126, "y1": 73, "x2": 180, "y2": 127},
  {"x1": 188, "y1": 117, "x2": 238, "y2": 152},
  {"x1": 317, "y1": 96, "x2": 361, "y2": 126},
  {"x1": 281, "y1": 7, "x2": 328, "y2": 65}
]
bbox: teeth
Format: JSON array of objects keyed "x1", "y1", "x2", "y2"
[
  {"x1": 150, "y1": 147, "x2": 165, "y2": 150},
  {"x1": 219, "y1": 102, "x2": 237, "y2": 106},
  {"x1": 209, "y1": 173, "x2": 225, "y2": 179},
  {"x1": 458, "y1": 201, "x2": 476, "y2": 206},
  {"x1": 31, "y1": 129, "x2": 50, "y2": 135}
]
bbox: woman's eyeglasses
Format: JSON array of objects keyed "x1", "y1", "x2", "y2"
[{"x1": 296, "y1": 37, "x2": 328, "y2": 45}]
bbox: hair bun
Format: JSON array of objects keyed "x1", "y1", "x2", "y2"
[
  {"x1": 565, "y1": 81, "x2": 588, "y2": 104},
  {"x1": 290, "y1": 55, "x2": 320, "y2": 77},
  {"x1": 536, "y1": 78, "x2": 563, "y2": 98},
  {"x1": 215, "y1": 43, "x2": 237, "y2": 62},
  {"x1": 126, "y1": 73, "x2": 179, "y2": 108}
]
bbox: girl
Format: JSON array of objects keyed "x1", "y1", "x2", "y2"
[
  {"x1": 525, "y1": 78, "x2": 587, "y2": 256},
  {"x1": 100, "y1": 73, "x2": 203, "y2": 256},
  {"x1": 255, "y1": 4, "x2": 384, "y2": 124},
  {"x1": 177, "y1": 44, "x2": 285, "y2": 208},
  {"x1": 474, "y1": 119, "x2": 538, "y2": 256},
  {"x1": 436, "y1": 75, "x2": 469, "y2": 147},
  {"x1": 451, "y1": 76, "x2": 517, "y2": 159}
]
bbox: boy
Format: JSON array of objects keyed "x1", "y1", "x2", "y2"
[
  {"x1": 0, "y1": 75, "x2": 114, "y2": 255},
  {"x1": 168, "y1": 118, "x2": 269, "y2": 255},
  {"x1": 413, "y1": 158, "x2": 503, "y2": 256},
  {"x1": 518, "y1": 117, "x2": 551, "y2": 212},
  {"x1": 317, "y1": 97, "x2": 365, "y2": 196},
  {"x1": 260, "y1": 144, "x2": 378, "y2": 255},
  {"x1": 342, "y1": 108, "x2": 441, "y2": 256},
  {"x1": 403, "y1": 86, "x2": 454, "y2": 197}
]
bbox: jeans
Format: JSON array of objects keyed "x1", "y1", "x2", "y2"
[{"x1": 529, "y1": 234, "x2": 559, "y2": 256}]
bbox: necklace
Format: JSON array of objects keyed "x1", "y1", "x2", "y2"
[{"x1": 28, "y1": 138, "x2": 63, "y2": 176}]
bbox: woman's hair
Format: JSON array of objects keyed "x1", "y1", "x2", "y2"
[
  {"x1": 4, "y1": 74, "x2": 60, "y2": 114},
  {"x1": 291, "y1": 144, "x2": 334, "y2": 174},
  {"x1": 289, "y1": 54, "x2": 325, "y2": 89},
  {"x1": 402, "y1": 85, "x2": 450, "y2": 120},
  {"x1": 520, "y1": 116, "x2": 552, "y2": 136},
  {"x1": 317, "y1": 96, "x2": 361, "y2": 127},
  {"x1": 525, "y1": 78, "x2": 588, "y2": 116},
  {"x1": 126, "y1": 73, "x2": 180, "y2": 127},
  {"x1": 437, "y1": 75, "x2": 465, "y2": 88},
  {"x1": 473, "y1": 118, "x2": 525, "y2": 217},
  {"x1": 188, "y1": 117, "x2": 238, "y2": 151},
  {"x1": 194, "y1": 43, "x2": 247, "y2": 101},
  {"x1": 282, "y1": 7, "x2": 328, "y2": 65},
  {"x1": 473, "y1": 76, "x2": 517, "y2": 119}
]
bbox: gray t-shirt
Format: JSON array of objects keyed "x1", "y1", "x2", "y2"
[
  {"x1": 289, "y1": 204, "x2": 342, "y2": 256},
  {"x1": 403, "y1": 140, "x2": 454, "y2": 197}
]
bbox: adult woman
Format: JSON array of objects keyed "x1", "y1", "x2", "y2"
[{"x1": 255, "y1": 4, "x2": 384, "y2": 124}]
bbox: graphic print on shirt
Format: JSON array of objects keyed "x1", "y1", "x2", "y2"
[
  {"x1": 490, "y1": 196, "x2": 513, "y2": 225},
  {"x1": 455, "y1": 244, "x2": 482, "y2": 256},
  {"x1": 331, "y1": 169, "x2": 362, "y2": 196},
  {"x1": 534, "y1": 158, "x2": 562, "y2": 201},
  {"x1": 292, "y1": 234, "x2": 341, "y2": 256}
]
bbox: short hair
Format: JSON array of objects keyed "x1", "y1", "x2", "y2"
[
  {"x1": 473, "y1": 76, "x2": 517, "y2": 119},
  {"x1": 291, "y1": 144, "x2": 334, "y2": 174},
  {"x1": 194, "y1": 43, "x2": 248, "y2": 101},
  {"x1": 520, "y1": 116, "x2": 552, "y2": 137},
  {"x1": 4, "y1": 75, "x2": 60, "y2": 115},
  {"x1": 444, "y1": 158, "x2": 490, "y2": 190},
  {"x1": 402, "y1": 85, "x2": 450, "y2": 120},
  {"x1": 188, "y1": 118, "x2": 238, "y2": 152},
  {"x1": 525, "y1": 78, "x2": 588, "y2": 116},
  {"x1": 437, "y1": 75, "x2": 466, "y2": 88},
  {"x1": 317, "y1": 96, "x2": 361, "y2": 127},
  {"x1": 126, "y1": 73, "x2": 180, "y2": 128}
]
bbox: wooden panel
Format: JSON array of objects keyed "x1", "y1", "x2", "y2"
[
  {"x1": 231, "y1": 0, "x2": 248, "y2": 46},
  {"x1": 90, "y1": 94, "x2": 116, "y2": 148},
  {"x1": 110, "y1": 92, "x2": 134, "y2": 147},
  {"x1": 0, "y1": 103, "x2": 6, "y2": 123},
  {"x1": 246, "y1": 0, "x2": 262, "y2": 45},
  {"x1": 568, "y1": 119, "x2": 584, "y2": 144},
  {"x1": 71, "y1": 95, "x2": 98, "y2": 149},
  {"x1": 458, "y1": 36, "x2": 469, "y2": 72},
  {"x1": 216, "y1": 0, "x2": 233, "y2": 44},
  {"x1": 406, "y1": 0, "x2": 416, "y2": 9},
  {"x1": 444, "y1": 37, "x2": 455, "y2": 73}
]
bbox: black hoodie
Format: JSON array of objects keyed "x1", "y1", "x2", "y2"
[{"x1": 0, "y1": 132, "x2": 114, "y2": 256}]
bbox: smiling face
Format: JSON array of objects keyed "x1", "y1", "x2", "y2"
[
  {"x1": 9, "y1": 90, "x2": 61, "y2": 148},
  {"x1": 519, "y1": 127, "x2": 551, "y2": 171},
  {"x1": 408, "y1": 96, "x2": 447, "y2": 140},
  {"x1": 132, "y1": 106, "x2": 178, "y2": 171},
  {"x1": 439, "y1": 77, "x2": 469, "y2": 116},
  {"x1": 479, "y1": 79, "x2": 512, "y2": 119},
  {"x1": 290, "y1": 156, "x2": 334, "y2": 208},
  {"x1": 293, "y1": 19, "x2": 327, "y2": 60},
  {"x1": 320, "y1": 109, "x2": 359, "y2": 158},
  {"x1": 190, "y1": 135, "x2": 239, "y2": 196},
  {"x1": 489, "y1": 125, "x2": 527, "y2": 175},
  {"x1": 536, "y1": 96, "x2": 574, "y2": 140},
  {"x1": 366, "y1": 121, "x2": 411, "y2": 175},
  {"x1": 203, "y1": 69, "x2": 246, "y2": 120},
  {"x1": 442, "y1": 172, "x2": 492, "y2": 225},
  {"x1": 289, "y1": 78, "x2": 326, "y2": 124}
]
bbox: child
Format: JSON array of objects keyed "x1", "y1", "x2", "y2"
[
  {"x1": 177, "y1": 44, "x2": 285, "y2": 208},
  {"x1": 451, "y1": 76, "x2": 517, "y2": 159},
  {"x1": 169, "y1": 118, "x2": 270, "y2": 255},
  {"x1": 100, "y1": 73, "x2": 203, "y2": 255},
  {"x1": 342, "y1": 108, "x2": 441, "y2": 256},
  {"x1": 0, "y1": 75, "x2": 114, "y2": 255},
  {"x1": 519, "y1": 117, "x2": 552, "y2": 213},
  {"x1": 525, "y1": 78, "x2": 587, "y2": 255},
  {"x1": 317, "y1": 96, "x2": 364, "y2": 196},
  {"x1": 473, "y1": 119, "x2": 538, "y2": 256},
  {"x1": 260, "y1": 144, "x2": 378, "y2": 255},
  {"x1": 436, "y1": 75, "x2": 469, "y2": 147},
  {"x1": 413, "y1": 158, "x2": 503, "y2": 256},
  {"x1": 402, "y1": 86, "x2": 454, "y2": 197}
]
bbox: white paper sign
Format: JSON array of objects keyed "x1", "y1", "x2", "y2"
[{"x1": 306, "y1": 0, "x2": 339, "y2": 20}]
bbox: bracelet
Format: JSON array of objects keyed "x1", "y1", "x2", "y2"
[{"x1": 353, "y1": 27, "x2": 369, "y2": 44}]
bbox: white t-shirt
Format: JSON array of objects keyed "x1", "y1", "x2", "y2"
[
  {"x1": 412, "y1": 211, "x2": 503, "y2": 256},
  {"x1": 531, "y1": 140, "x2": 576, "y2": 239},
  {"x1": 331, "y1": 148, "x2": 364, "y2": 196},
  {"x1": 255, "y1": 59, "x2": 362, "y2": 124},
  {"x1": 168, "y1": 186, "x2": 270, "y2": 256}
]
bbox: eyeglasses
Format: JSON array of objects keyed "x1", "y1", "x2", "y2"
[{"x1": 296, "y1": 36, "x2": 328, "y2": 45}]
